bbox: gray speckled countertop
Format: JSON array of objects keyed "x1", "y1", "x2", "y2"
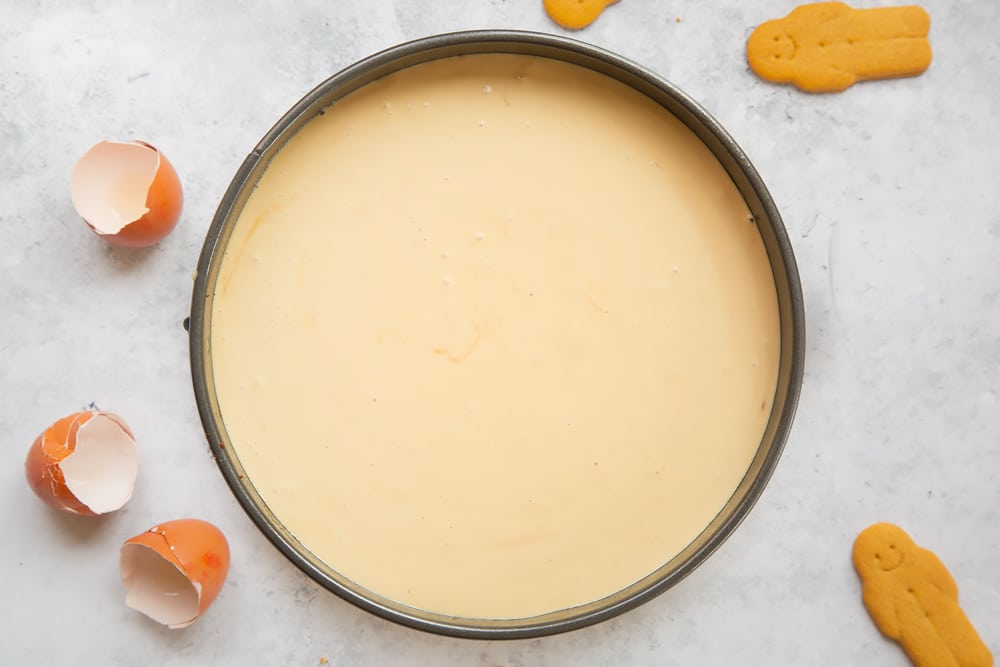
[{"x1": 2, "y1": 2, "x2": 998, "y2": 665}]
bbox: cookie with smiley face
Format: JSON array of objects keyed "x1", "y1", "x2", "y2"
[
  {"x1": 746, "y1": 2, "x2": 932, "y2": 92},
  {"x1": 852, "y1": 523, "x2": 993, "y2": 667}
]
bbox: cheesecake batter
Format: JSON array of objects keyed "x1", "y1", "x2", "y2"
[{"x1": 210, "y1": 54, "x2": 780, "y2": 619}]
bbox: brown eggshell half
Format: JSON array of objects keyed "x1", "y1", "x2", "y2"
[
  {"x1": 70, "y1": 140, "x2": 183, "y2": 248},
  {"x1": 120, "y1": 519, "x2": 231, "y2": 629},
  {"x1": 24, "y1": 411, "x2": 138, "y2": 515}
]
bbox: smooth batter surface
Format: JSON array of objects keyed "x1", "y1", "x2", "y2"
[{"x1": 210, "y1": 54, "x2": 780, "y2": 619}]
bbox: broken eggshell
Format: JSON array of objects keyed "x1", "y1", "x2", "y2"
[
  {"x1": 70, "y1": 140, "x2": 183, "y2": 247},
  {"x1": 120, "y1": 519, "x2": 230, "y2": 629},
  {"x1": 24, "y1": 410, "x2": 139, "y2": 515}
]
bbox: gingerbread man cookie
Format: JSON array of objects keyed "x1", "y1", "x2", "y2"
[
  {"x1": 852, "y1": 523, "x2": 993, "y2": 667},
  {"x1": 747, "y1": 2, "x2": 932, "y2": 92}
]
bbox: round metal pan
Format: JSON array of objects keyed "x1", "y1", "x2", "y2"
[{"x1": 190, "y1": 29, "x2": 805, "y2": 639}]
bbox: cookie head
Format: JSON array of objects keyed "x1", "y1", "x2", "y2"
[
  {"x1": 853, "y1": 523, "x2": 914, "y2": 576},
  {"x1": 747, "y1": 22, "x2": 798, "y2": 78},
  {"x1": 543, "y1": 0, "x2": 619, "y2": 30}
]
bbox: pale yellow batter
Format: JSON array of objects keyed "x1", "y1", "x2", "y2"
[{"x1": 210, "y1": 54, "x2": 779, "y2": 619}]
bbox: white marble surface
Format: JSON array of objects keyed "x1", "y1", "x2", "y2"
[{"x1": 2, "y1": 1, "x2": 998, "y2": 664}]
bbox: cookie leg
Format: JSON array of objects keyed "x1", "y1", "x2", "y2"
[
  {"x1": 864, "y1": 5, "x2": 931, "y2": 40},
  {"x1": 896, "y1": 592, "x2": 961, "y2": 667},
  {"x1": 931, "y1": 599, "x2": 993, "y2": 667},
  {"x1": 835, "y1": 5, "x2": 932, "y2": 82},
  {"x1": 848, "y1": 37, "x2": 931, "y2": 82}
]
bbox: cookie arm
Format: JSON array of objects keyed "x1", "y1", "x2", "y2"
[
  {"x1": 921, "y1": 548, "x2": 959, "y2": 599},
  {"x1": 861, "y1": 582, "x2": 902, "y2": 639},
  {"x1": 793, "y1": 65, "x2": 857, "y2": 93}
]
